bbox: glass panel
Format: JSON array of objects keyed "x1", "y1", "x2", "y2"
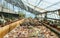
[
  {"x1": 0, "y1": 0, "x2": 2, "y2": 2},
  {"x1": 45, "y1": 3, "x2": 60, "y2": 11},
  {"x1": 28, "y1": 0, "x2": 39, "y2": 6},
  {"x1": 22, "y1": 0, "x2": 60, "y2": 11},
  {"x1": 37, "y1": 1, "x2": 52, "y2": 9},
  {"x1": 9, "y1": 4, "x2": 13, "y2": 10},
  {"x1": 47, "y1": 11, "x2": 60, "y2": 19},
  {"x1": 44, "y1": 0, "x2": 60, "y2": 4}
]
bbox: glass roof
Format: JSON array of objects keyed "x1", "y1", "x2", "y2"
[
  {"x1": 5, "y1": 0, "x2": 60, "y2": 13},
  {"x1": 22, "y1": 0, "x2": 60, "y2": 11}
]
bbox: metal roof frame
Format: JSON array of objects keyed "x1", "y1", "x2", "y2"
[{"x1": 5, "y1": 0, "x2": 47, "y2": 15}]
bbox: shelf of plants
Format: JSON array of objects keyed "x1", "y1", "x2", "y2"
[{"x1": 42, "y1": 20, "x2": 60, "y2": 32}]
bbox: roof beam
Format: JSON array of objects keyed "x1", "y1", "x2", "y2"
[
  {"x1": 23, "y1": 0, "x2": 46, "y2": 12},
  {"x1": 5, "y1": 0, "x2": 47, "y2": 15}
]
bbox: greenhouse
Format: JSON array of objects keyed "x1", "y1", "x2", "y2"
[{"x1": 0, "y1": 0, "x2": 60, "y2": 38}]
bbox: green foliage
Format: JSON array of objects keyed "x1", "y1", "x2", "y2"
[
  {"x1": 28, "y1": 16, "x2": 32, "y2": 18},
  {"x1": 18, "y1": 12, "x2": 25, "y2": 18}
]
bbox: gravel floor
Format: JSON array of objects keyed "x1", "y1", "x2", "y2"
[
  {"x1": 4, "y1": 26, "x2": 58, "y2": 38},
  {"x1": 4, "y1": 19, "x2": 59, "y2": 38}
]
